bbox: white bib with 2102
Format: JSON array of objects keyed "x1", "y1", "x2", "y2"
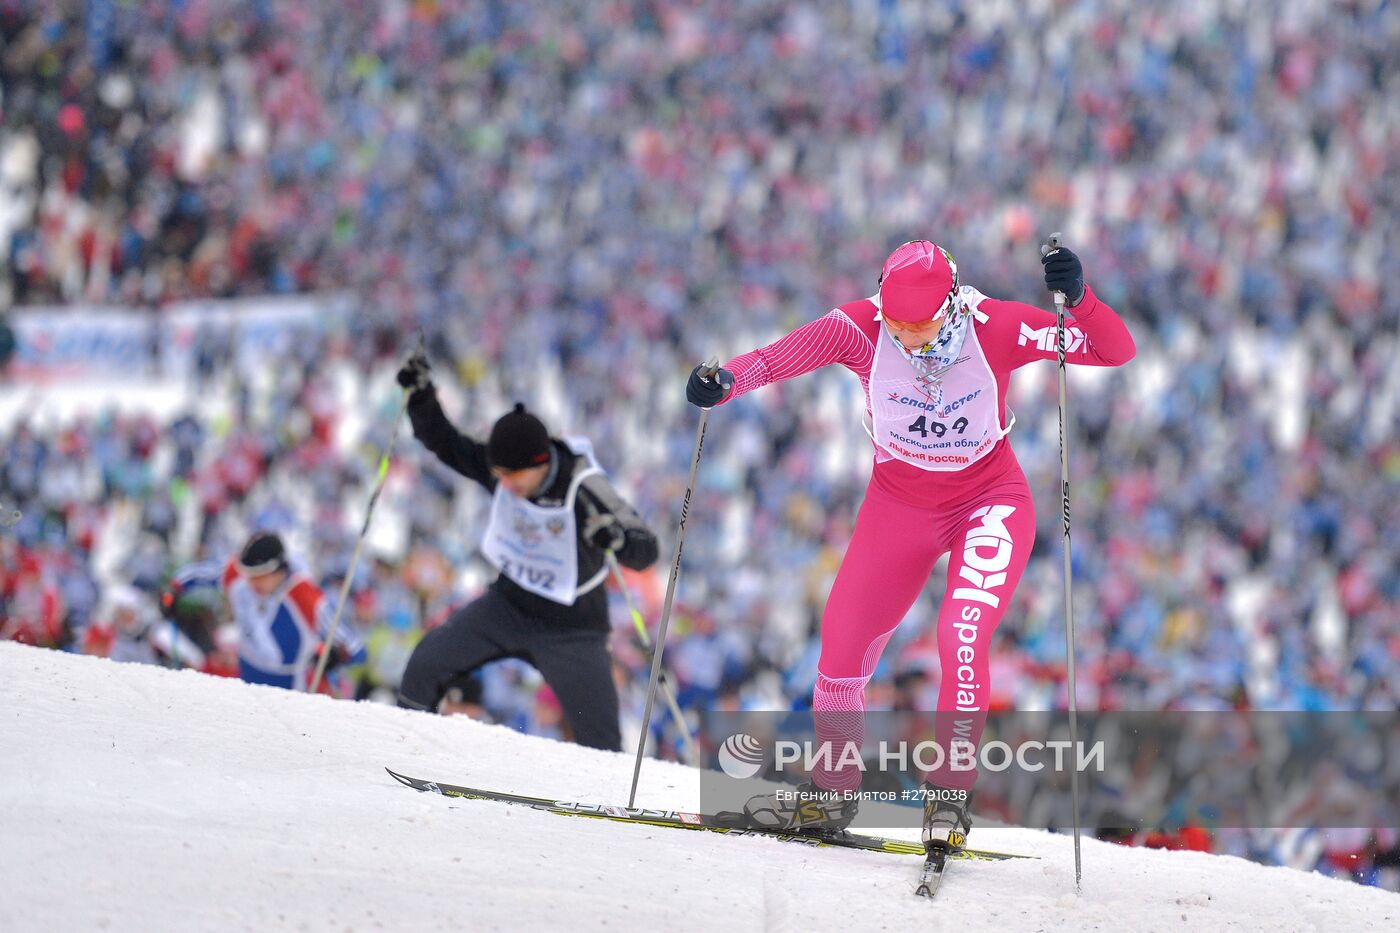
[{"x1": 481, "y1": 437, "x2": 608, "y2": 604}]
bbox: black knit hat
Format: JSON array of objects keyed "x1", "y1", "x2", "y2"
[
  {"x1": 238, "y1": 531, "x2": 289, "y2": 577},
  {"x1": 487, "y1": 403, "x2": 552, "y2": 471}
]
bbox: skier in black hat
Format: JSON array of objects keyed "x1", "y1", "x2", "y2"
[{"x1": 394, "y1": 349, "x2": 659, "y2": 751}]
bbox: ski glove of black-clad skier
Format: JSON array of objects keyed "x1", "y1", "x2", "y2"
[
  {"x1": 1041, "y1": 246, "x2": 1086, "y2": 307},
  {"x1": 686, "y1": 363, "x2": 734, "y2": 408},
  {"x1": 583, "y1": 512, "x2": 627, "y2": 552},
  {"x1": 396, "y1": 349, "x2": 433, "y2": 393}
]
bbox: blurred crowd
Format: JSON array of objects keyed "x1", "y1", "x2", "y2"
[
  {"x1": 2, "y1": 0, "x2": 1397, "y2": 888},
  {"x1": 974, "y1": 711, "x2": 1400, "y2": 890}
]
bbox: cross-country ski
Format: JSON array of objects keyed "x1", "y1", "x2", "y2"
[{"x1": 385, "y1": 767, "x2": 1032, "y2": 863}]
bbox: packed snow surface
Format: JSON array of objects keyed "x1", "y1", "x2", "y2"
[{"x1": 2, "y1": 643, "x2": 1395, "y2": 931}]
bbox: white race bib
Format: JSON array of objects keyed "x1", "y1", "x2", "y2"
[
  {"x1": 865, "y1": 293, "x2": 1012, "y2": 472},
  {"x1": 480, "y1": 438, "x2": 608, "y2": 605}
]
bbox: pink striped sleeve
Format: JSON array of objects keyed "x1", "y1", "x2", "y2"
[{"x1": 723, "y1": 308, "x2": 874, "y2": 403}]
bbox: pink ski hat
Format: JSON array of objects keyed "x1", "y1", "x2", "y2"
[{"x1": 878, "y1": 241, "x2": 958, "y2": 323}]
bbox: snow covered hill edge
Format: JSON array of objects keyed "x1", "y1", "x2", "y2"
[{"x1": 2, "y1": 643, "x2": 1394, "y2": 932}]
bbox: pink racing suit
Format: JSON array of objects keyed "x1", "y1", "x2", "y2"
[{"x1": 719, "y1": 284, "x2": 1135, "y2": 792}]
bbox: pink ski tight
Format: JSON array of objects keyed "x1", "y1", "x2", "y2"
[{"x1": 811, "y1": 469, "x2": 1036, "y2": 793}]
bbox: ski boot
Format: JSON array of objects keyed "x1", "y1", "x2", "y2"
[
  {"x1": 719, "y1": 781, "x2": 859, "y2": 835},
  {"x1": 921, "y1": 784, "x2": 974, "y2": 854}
]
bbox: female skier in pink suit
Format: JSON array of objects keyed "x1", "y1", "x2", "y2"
[{"x1": 687, "y1": 240, "x2": 1135, "y2": 853}]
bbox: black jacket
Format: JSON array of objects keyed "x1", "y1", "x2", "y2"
[{"x1": 407, "y1": 386, "x2": 660, "y2": 631}]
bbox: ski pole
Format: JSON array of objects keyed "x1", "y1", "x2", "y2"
[
  {"x1": 309, "y1": 362, "x2": 417, "y2": 695},
  {"x1": 606, "y1": 550, "x2": 699, "y2": 766},
  {"x1": 627, "y1": 360, "x2": 718, "y2": 806},
  {"x1": 1042, "y1": 232, "x2": 1084, "y2": 888}
]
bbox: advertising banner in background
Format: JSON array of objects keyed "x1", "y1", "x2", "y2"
[{"x1": 9, "y1": 295, "x2": 349, "y2": 381}]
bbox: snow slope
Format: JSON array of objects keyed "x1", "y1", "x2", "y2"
[{"x1": 2, "y1": 643, "x2": 1394, "y2": 933}]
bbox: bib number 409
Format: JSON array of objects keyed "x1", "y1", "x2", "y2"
[{"x1": 906, "y1": 415, "x2": 969, "y2": 438}]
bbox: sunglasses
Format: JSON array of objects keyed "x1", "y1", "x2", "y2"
[{"x1": 882, "y1": 291, "x2": 958, "y2": 331}]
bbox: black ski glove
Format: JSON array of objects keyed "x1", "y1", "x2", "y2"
[
  {"x1": 686, "y1": 363, "x2": 734, "y2": 408},
  {"x1": 583, "y1": 512, "x2": 626, "y2": 552},
  {"x1": 1041, "y1": 246, "x2": 1086, "y2": 307},
  {"x1": 314, "y1": 642, "x2": 352, "y2": 671},
  {"x1": 396, "y1": 349, "x2": 433, "y2": 393}
]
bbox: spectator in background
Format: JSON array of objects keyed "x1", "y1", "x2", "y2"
[
  {"x1": 439, "y1": 677, "x2": 491, "y2": 721},
  {"x1": 360, "y1": 603, "x2": 423, "y2": 704},
  {"x1": 82, "y1": 583, "x2": 205, "y2": 670},
  {"x1": 0, "y1": 313, "x2": 16, "y2": 376}
]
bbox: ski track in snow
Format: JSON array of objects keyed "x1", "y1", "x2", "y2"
[{"x1": 1, "y1": 642, "x2": 1396, "y2": 932}]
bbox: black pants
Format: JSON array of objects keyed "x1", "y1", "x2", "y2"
[{"x1": 399, "y1": 589, "x2": 621, "y2": 752}]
